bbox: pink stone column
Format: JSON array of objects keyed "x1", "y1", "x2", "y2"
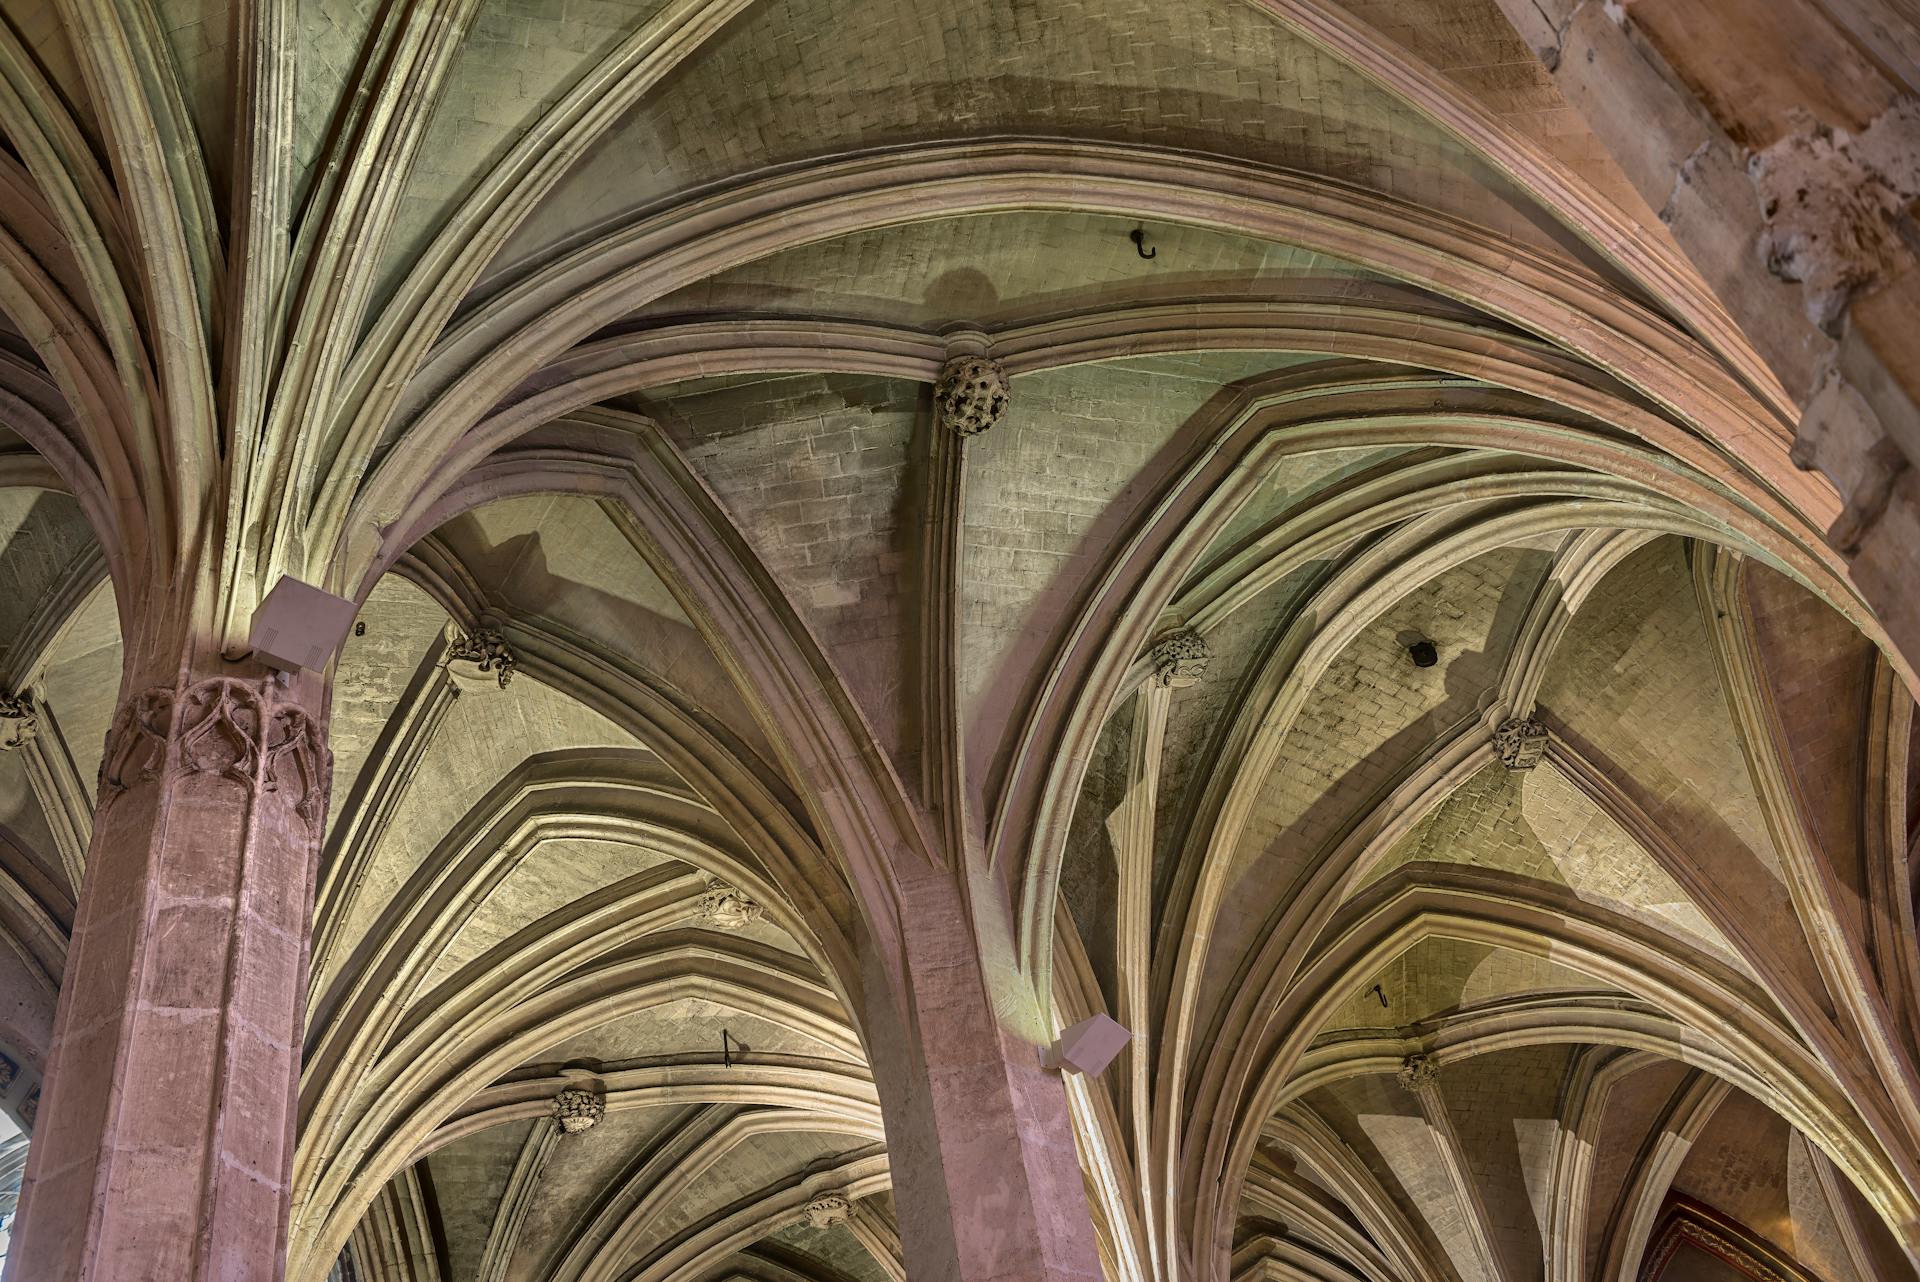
[
  {"x1": 862, "y1": 868, "x2": 1104, "y2": 1282},
  {"x1": 5, "y1": 652, "x2": 331, "y2": 1282}
]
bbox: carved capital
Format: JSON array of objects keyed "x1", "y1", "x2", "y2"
[
  {"x1": 0, "y1": 691, "x2": 36, "y2": 751},
  {"x1": 696, "y1": 878, "x2": 764, "y2": 931},
  {"x1": 1397, "y1": 1054, "x2": 1440, "y2": 1092},
  {"x1": 797, "y1": 1192, "x2": 851, "y2": 1230},
  {"x1": 1149, "y1": 629, "x2": 1211, "y2": 688},
  {"x1": 98, "y1": 678, "x2": 331, "y2": 833},
  {"x1": 1494, "y1": 717, "x2": 1548, "y2": 771},
  {"x1": 935, "y1": 355, "x2": 1010, "y2": 436},
  {"x1": 552, "y1": 1085, "x2": 604, "y2": 1134},
  {"x1": 446, "y1": 627, "x2": 517, "y2": 692}
]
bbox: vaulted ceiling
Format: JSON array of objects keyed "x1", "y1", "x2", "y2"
[{"x1": 0, "y1": 1, "x2": 1913, "y2": 1281}]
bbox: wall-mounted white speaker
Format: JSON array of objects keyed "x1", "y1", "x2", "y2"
[
  {"x1": 1043, "y1": 1014, "x2": 1132, "y2": 1077},
  {"x1": 248, "y1": 577, "x2": 357, "y2": 673}
]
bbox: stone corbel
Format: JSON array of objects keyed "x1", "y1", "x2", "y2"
[
  {"x1": 1148, "y1": 627, "x2": 1212, "y2": 688},
  {"x1": 444, "y1": 623, "x2": 518, "y2": 694},
  {"x1": 796, "y1": 1191, "x2": 852, "y2": 1230},
  {"x1": 0, "y1": 691, "x2": 36, "y2": 751},
  {"x1": 1750, "y1": 101, "x2": 1920, "y2": 336}
]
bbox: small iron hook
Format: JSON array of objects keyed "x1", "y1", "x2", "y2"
[{"x1": 1130, "y1": 227, "x2": 1157, "y2": 260}]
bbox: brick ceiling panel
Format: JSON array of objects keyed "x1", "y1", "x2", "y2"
[
  {"x1": 1320, "y1": 935, "x2": 1611, "y2": 1034},
  {"x1": 642, "y1": 212, "x2": 1400, "y2": 330},
  {"x1": 1359, "y1": 759, "x2": 1749, "y2": 974},
  {"x1": 495, "y1": 0, "x2": 1580, "y2": 278},
  {"x1": 315, "y1": 664, "x2": 641, "y2": 991},
  {"x1": 0, "y1": 0, "x2": 102, "y2": 144},
  {"x1": 1345, "y1": 0, "x2": 1666, "y2": 226},
  {"x1": 647, "y1": 371, "x2": 923, "y2": 772},
  {"x1": 1581, "y1": 1057, "x2": 1693, "y2": 1278},
  {"x1": 1197, "y1": 546, "x2": 1552, "y2": 1009},
  {"x1": 1536, "y1": 540, "x2": 1782, "y2": 879},
  {"x1": 959, "y1": 359, "x2": 1250, "y2": 754},
  {"x1": 293, "y1": 0, "x2": 384, "y2": 195},
  {"x1": 425, "y1": 1120, "x2": 537, "y2": 1282},
  {"x1": 373, "y1": 0, "x2": 678, "y2": 313},
  {"x1": 1434, "y1": 1042, "x2": 1571, "y2": 1282}
]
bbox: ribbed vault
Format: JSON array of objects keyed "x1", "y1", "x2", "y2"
[{"x1": 0, "y1": 1, "x2": 1912, "y2": 1280}]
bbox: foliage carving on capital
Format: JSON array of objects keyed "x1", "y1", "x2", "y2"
[
  {"x1": 98, "y1": 678, "x2": 331, "y2": 833},
  {"x1": 1149, "y1": 628, "x2": 1212, "y2": 688},
  {"x1": 1494, "y1": 717, "x2": 1548, "y2": 771},
  {"x1": 935, "y1": 355, "x2": 1010, "y2": 436},
  {"x1": 797, "y1": 1192, "x2": 851, "y2": 1229},
  {"x1": 1397, "y1": 1053, "x2": 1440, "y2": 1092},
  {"x1": 0, "y1": 691, "x2": 36, "y2": 751},
  {"x1": 552, "y1": 1085, "x2": 604, "y2": 1134},
  {"x1": 447, "y1": 627, "x2": 517, "y2": 690}
]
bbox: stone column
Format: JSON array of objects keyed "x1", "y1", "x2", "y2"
[
  {"x1": 5, "y1": 644, "x2": 331, "y2": 1281},
  {"x1": 861, "y1": 867, "x2": 1103, "y2": 1282}
]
